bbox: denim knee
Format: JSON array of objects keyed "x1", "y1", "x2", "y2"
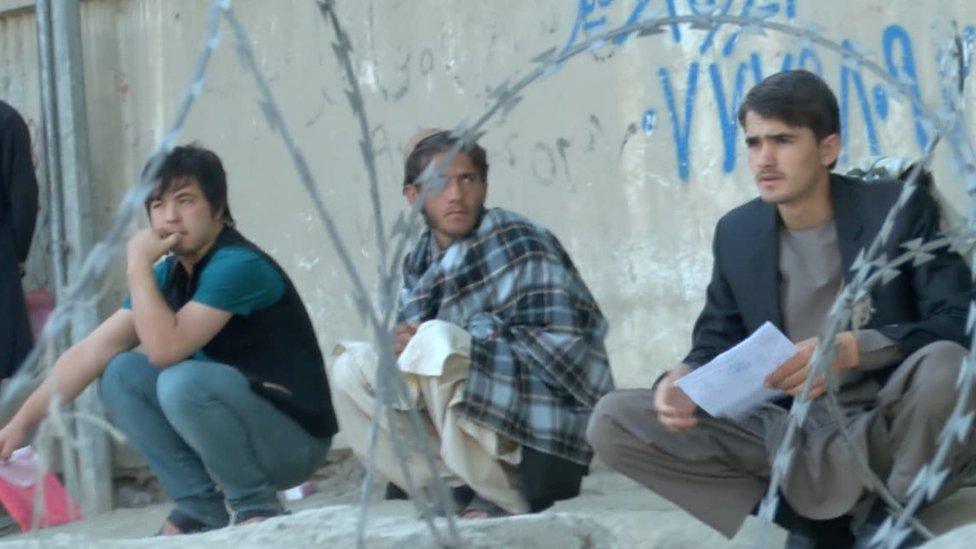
[
  {"x1": 100, "y1": 352, "x2": 155, "y2": 413},
  {"x1": 100, "y1": 351, "x2": 146, "y2": 389},
  {"x1": 156, "y1": 362, "x2": 217, "y2": 415}
]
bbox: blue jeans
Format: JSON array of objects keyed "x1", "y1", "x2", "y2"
[{"x1": 100, "y1": 352, "x2": 331, "y2": 527}]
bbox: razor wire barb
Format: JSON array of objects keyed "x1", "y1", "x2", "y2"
[{"x1": 2, "y1": 2, "x2": 975, "y2": 549}]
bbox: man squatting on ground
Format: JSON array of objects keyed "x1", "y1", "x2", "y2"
[
  {"x1": 330, "y1": 129, "x2": 616, "y2": 517},
  {"x1": 587, "y1": 70, "x2": 976, "y2": 548},
  {"x1": 0, "y1": 145, "x2": 338, "y2": 534}
]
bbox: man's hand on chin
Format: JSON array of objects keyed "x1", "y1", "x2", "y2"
[{"x1": 127, "y1": 228, "x2": 180, "y2": 267}]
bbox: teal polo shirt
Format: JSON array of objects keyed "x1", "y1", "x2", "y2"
[{"x1": 122, "y1": 246, "x2": 286, "y2": 361}]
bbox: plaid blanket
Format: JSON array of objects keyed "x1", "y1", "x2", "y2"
[{"x1": 397, "y1": 208, "x2": 614, "y2": 465}]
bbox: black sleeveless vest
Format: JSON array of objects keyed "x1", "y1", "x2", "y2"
[{"x1": 160, "y1": 226, "x2": 337, "y2": 438}]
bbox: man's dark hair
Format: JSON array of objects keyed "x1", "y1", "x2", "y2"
[
  {"x1": 402, "y1": 131, "x2": 489, "y2": 187},
  {"x1": 738, "y1": 69, "x2": 841, "y2": 144},
  {"x1": 143, "y1": 144, "x2": 234, "y2": 226}
]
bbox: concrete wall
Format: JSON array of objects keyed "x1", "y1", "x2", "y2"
[{"x1": 1, "y1": 0, "x2": 974, "y2": 395}]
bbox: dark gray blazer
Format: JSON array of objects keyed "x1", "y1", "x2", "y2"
[{"x1": 683, "y1": 174, "x2": 972, "y2": 383}]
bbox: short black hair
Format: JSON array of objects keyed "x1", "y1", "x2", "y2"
[
  {"x1": 738, "y1": 70, "x2": 840, "y2": 142},
  {"x1": 402, "y1": 131, "x2": 488, "y2": 187},
  {"x1": 143, "y1": 144, "x2": 234, "y2": 226}
]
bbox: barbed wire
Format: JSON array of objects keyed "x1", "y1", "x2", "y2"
[
  {"x1": 312, "y1": 3, "x2": 474, "y2": 545},
  {"x1": 396, "y1": 10, "x2": 976, "y2": 549},
  {"x1": 346, "y1": 9, "x2": 976, "y2": 547},
  {"x1": 876, "y1": 29, "x2": 976, "y2": 549},
  {"x1": 3, "y1": 2, "x2": 974, "y2": 548},
  {"x1": 222, "y1": 2, "x2": 462, "y2": 546},
  {"x1": 0, "y1": 1, "x2": 225, "y2": 532}
]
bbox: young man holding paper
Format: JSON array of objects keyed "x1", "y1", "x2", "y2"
[{"x1": 586, "y1": 70, "x2": 975, "y2": 547}]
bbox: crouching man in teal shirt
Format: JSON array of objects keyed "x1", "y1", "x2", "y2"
[{"x1": 0, "y1": 145, "x2": 337, "y2": 534}]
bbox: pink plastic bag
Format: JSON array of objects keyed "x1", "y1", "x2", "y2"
[{"x1": 0, "y1": 447, "x2": 81, "y2": 531}]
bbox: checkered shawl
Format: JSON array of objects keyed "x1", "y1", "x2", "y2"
[{"x1": 397, "y1": 208, "x2": 614, "y2": 465}]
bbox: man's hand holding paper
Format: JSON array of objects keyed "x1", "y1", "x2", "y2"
[
  {"x1": 764, "y1": 331, "x2": 861, "y2": 399},
  {"x1": 675, "y1": 322, "x2": 793, "y2": 419},
  {"x1": 653, "y1": 364, "x2": 698, "y2": 432},
  {"x1": 671, "y1": 323, "x2": 863, "y2": 420}
]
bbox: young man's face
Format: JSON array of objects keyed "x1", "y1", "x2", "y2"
[
  {"x1": 743, "y1": 111, "x2": 839, "y2": 206},
  {"x1": 148, "y1": 177, "x2": 224, "y2": 259},
  {"x1": 403, "y1": 151, "x2": 487, "y2": 249}
]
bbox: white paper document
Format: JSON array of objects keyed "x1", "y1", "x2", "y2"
[{"x1": 676, "y1": 321, "x2": 795, "y2": 418}]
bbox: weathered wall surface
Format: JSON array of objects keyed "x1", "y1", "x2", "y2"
[{"x1": 1, "y1": 0, "x2": 974, "y2": 394}]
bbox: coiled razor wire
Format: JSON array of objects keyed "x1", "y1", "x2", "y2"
[
  {"x1": 1, "y1": 0, "x2": 466, "y2": 545},
  {"x1": 2, "y1": 2, "x2": 976, "y2": 549},
  {"x1": 0, "y1": 0, "x2": 225, "y2": 517},
  {"x1": 224, "y1": 2, "x2": 464, "y2": 545},
  {"x1": 296, "y1": 8, "x2": 976, "y2": 548},
  {"x1": 358, "y1": 9, "x2": 976, "y2": 547},
  {"x1": 219, "y1": 7, "x2": 976, "y2": 547}
]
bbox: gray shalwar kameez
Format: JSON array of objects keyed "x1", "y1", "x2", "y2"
[{"x1": 587, "y1": 220, "x2": 974, "y2": 537}]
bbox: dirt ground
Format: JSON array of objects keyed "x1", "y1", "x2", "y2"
[{"x1": 0, "y1": 450, "x2": 973, "y2": 547}]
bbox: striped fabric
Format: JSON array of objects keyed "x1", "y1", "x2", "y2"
[{"x1": 397, "y1": 208, "x2": 614, "y2": 465}]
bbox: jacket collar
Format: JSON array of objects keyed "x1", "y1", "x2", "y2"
[
  {"x1": 829, "y1": 174, "x2": 867, "y2": 276},
  {"x1": 749, "y1": 197, "x2": 783, "y2": 329}
]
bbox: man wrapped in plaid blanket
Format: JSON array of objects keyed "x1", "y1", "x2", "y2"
[
  {"x1": 330, "y1": 129, "x2": 614, "y2": 517},
  {"x1": 398, "y1": 206, "x2": 614, "y2": 465}
]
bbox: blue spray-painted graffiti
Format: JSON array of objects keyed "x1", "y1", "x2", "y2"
[
  {"x1": 709, "y1": 53, "x2": 762, "y2": 173},
  {"x1": 883, "y1": 25, "x2": 929, "y2": 150},
  {"x1": 562, "y1": 0, "x2": 974, "y2": 181},
  {"x1": 659, "y1": 62, "x2": 699, "y2": 180}
]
